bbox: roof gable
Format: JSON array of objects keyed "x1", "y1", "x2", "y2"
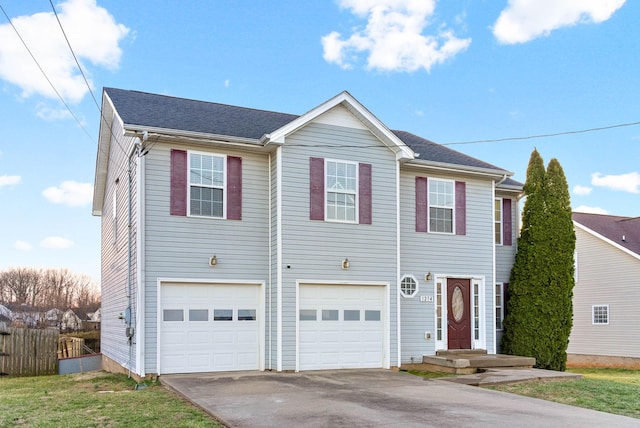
[
  {"x1": 98, "y1": 87, "x2": 518, "y2": 181},
  {"x1": 573, "y1": 212, "x2": 640, "y2": 259}
]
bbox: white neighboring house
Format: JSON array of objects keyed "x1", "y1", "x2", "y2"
[
  {"x1": 61, "y1": 309, "x2": 84, "y2": 332},
  {"x1": 569, "y1": 212, "x2": 640, "y2": 368}
]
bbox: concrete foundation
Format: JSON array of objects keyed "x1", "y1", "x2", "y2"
[{"x1": 567, "y1": 353, "x2": 640, "y2": 369}]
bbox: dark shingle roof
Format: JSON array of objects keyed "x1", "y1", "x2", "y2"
[
  {"x1": 391, "y1": 130, "x2": 510, "y2": 173},
  {"x1": 105, "y1": 87, "x2": 297, "y2": 139},
  {"x1": 573, "y1": 212, "x2": 640, "y2": 256},
  {"x1": 104, "y1": 88, "x2": 515, "y2": 175}
]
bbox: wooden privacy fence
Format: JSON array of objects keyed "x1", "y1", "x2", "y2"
[
  {"x1": 0, "y1": 328, "x2": 59, "y2": 377},
  {"x1": 58, "y1": 337, "x2": 84, "y2": 359}
]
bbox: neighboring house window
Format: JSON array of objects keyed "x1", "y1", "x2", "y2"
[
  {"x1": 189, "y1": 152, "x2": 225, "y2": 217},
  {"x1": 429, "y1": 178, "x2": 454, "y2": 233},
  {"x1": 400, "y1": 275, "x2": 418, "y2": 298},
  {"x1": 495, "y1": 283, "x2": 504, "y2": 330},
  {"x1": 415, "y1": 177, "x2": 466, "y2": 235},
  {"x1": 494, "y1": 198, "x2": 502, "y2": 245},
  {"x1": 309, "y1": 157, "x2": 372, "y2": 224},
  {"x1": 326, "y1": 159, "x2": 358, "y2": 222},
  {"x1": 170, "y1": 149, "x2": 242, "y2": 219},
  {"x1": 502, "y1": 198, "x2": 513, "y2": 246},
  {"x1": 592, "y1": 305, "x2": 609, "y2": 325}
]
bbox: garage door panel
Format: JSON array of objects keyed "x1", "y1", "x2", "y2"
[
  {"x1": 299, "y1": 285, "x2": 385, "y2": 371},
  {"x1": 160, "y1": 283, "x2": 260, "y2": 374}
]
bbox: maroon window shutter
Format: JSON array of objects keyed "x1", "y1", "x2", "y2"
[
  {"x1": 455, "y1": 181, "x2": 466, "y2": 235},
  {"x1": 415, "y1": 177, "x2": 428, "y2": 232},
  {"x1": 310, "y1": 157, "x2": 325, "y2": 220},
  {"x1": 502, "y1": 198, "x2": 512, "y2": 246},
  {"x1": 227, "y1": 156, "x2": 242, "y2": 220},
  {"x1": 170, "y1": 149, "x2": 187, "y2": 216},
  {"x1": 359, "y1": 163, "x2": 372, "y2": 225}
]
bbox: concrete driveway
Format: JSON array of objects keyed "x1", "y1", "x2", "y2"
[{"x1": 161, "y1": 369, "x2": 638, "y2": 428}]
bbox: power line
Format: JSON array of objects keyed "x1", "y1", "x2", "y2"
[{"x1": 442, "y1": 120, "x2": 640, "y2": 146}]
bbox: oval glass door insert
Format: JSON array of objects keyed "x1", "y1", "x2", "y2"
[{"x1": 452, "y1": 286, "x2": 464, "y2": 322}]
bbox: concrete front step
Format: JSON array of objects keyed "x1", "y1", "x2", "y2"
[{"x1": 419, "y1": 352, "x2": 536, "y2": 374}]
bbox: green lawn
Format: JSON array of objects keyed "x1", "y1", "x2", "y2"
[
  {"x1": 0, "y1": 371, "x2": 219, "y2": 427},
  {"x1": 487, "y1": 368, "x2": 640, "y2": 419}
]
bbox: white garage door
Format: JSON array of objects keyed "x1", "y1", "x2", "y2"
[
  {"x1": 160, "y1": 282, "x2": 260, "y2": 374},
  {"x1": 299, "y1": 284, "x2": 385, "y2": 370}
]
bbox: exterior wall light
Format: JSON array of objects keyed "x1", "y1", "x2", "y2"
[
  {"x1": 425, "y1": 272, "x2": 432, "y2": 281},
  {"x1": 209, "y1": 255, "x2": 218, "y2": 266},
  {"x1": 342, "y1": 258, "x2": 350, "y2": 270}
]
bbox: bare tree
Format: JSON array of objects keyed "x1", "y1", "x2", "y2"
[{"x1": 0, "y1": 267, "x2": 42, "y2": 305}]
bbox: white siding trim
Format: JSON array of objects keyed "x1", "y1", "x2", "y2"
[
  {"x1": 135, "y1": 153, "x2": 145, "y2": 377},
  {"x1": 396, "y1": 161, "x2": 401, "y2": 368},
  {"x1": 276, "y1": 147, "x2": 283, "y2": 371},
  {"x1": 155, "y1": 278, "x2": 266, "y2": 374},
  {"x1": 492, "y1": 181, "x2": 497, "y2": 354},
  {"x1": 574, "y1": 221, "x2": 640, "y2": 261},
  {"x1": 268, "y1": 153, "x2": 273, "y2": 371}
]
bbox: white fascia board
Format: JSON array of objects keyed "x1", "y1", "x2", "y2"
[
  {"x1": 574, "y1": 221, "x2": 640, "y2": 261},
  {"x1": 405, "y1": 159, "x2": 513, "y2": 180},
  {"x1": 92, "y1": 91, "x2": 119, "y2": 216},
  {"x1": 123, "y1": 126, "x2": 262, "y2": 149},
  {"x1": 264, "y1": 91, "x2": 415, "y2": 160}
]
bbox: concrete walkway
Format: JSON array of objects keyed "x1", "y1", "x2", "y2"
[
  {"x1": 161, "y1": 369, "x2": 638, "y2": 428},
  {"x1": 440, "y1": 367, "x2": 582, "y2": 386}
]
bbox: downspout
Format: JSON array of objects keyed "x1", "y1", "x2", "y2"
[
  {"x1": 126, "y1": 133, "x2": 145, "y2": 377},
  {"x1": 268, "y1": 153, "x2": 272, "y2": 371}
]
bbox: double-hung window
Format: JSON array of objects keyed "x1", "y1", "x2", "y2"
[
  {"x1": 495, "y1": 198, "x2": 503, "y2": 244},
  {"x1": 326, "y1": 159, "x2": 358, "y2": 222},
  {"x1": 189, "y1": 152, "x2": 225, "y2": 218},
  {"x1": 429, "y1": 178, "x2": 454, "y2": 233}
]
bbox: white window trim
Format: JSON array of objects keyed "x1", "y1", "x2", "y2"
[
  {"x1": 427, "y1": 177, "x2": 455, "y2": 234},
  {"x1": 495, "y1": 198, "x2": 503, "y2": 245},
  {"x1": 495, "y1": 282, "x2": 504, "y2": 331},
  {"x1": 400, "y1": 274, "x2": 419, "y2": 298},
  {"x1": 592, "y1": 304, "x2": 609, "y2": 325},
  {"x1": 324, "y1": 158, "x2": 359, "y2": 224},
  {"x1": 187, "y1": 150, "x2": 227, "y2": 219}
]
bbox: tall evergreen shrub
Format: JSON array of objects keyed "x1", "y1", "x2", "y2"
[{"x1": 501, "y1": 150, "x2": 575, "y2": 371}]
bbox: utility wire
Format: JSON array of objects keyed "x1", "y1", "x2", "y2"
[
  {"x1": 442, "y1": 121, "x2": 640, "y2": 145},
  {"x1": 48, "y1": 0, "x2": 134, "y2": 171},
  {"x1": 0, "y1": 3, "x2": 95, "y2": 145}
]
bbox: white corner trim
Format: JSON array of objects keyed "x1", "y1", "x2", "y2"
[{"x1": 276, "y1": 147, "x2": 283, "y2": 372}]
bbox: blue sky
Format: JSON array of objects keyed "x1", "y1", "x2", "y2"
[{"x1": 1, "y1": 0, "x2": 638, "y2": 283}]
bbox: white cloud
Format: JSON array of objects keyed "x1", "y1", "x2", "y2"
[
  {"x1": 40, "y1": 236, "x2": 74, "y2": 249},
  {"x1": 574, "y1": 205, "x2": 609, "y2": 215},
  {"x1": 0, "y1": 0, "x2": 130, "y2": 104},
  {"x1": 493, "y1": 0, "x2": 626, "y2": 44},
  {"x1": 591, "y1": 172, "x2": 640, "y2": 194},
  {"x1": 14, "y1": 240, "x2": 33, "y2": 251},
  {"x1": 42, "y1": 180, "x2": 93, "y2": 206},
  {"x1": 36, "y1": 103, "x2": 73, "y2": 121},
  {"x1": 0, "y1": 175, "x2": 21, "y2": 187},
  {"x1": 224, "y1": 79, "x2": 231, "y2": 88},
  {"x1": 573, "y1": 185, "x2": 592, "y2": 196},
  {"x1": 322, "y1": 0, "x2": 471, "y2": 72}
]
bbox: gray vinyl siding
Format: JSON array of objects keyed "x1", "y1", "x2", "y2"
[
  {"x1": 279, "y1": 122, "x2": 399, "y2": 369},
  {"x1": 568, "y1": 227, "x2": 640, "y2": 358},
  {"x1": 100, "y1": 117, "x2": 139, "y2": 373},
  {"x1": 399, "y1": 169, "x2": 495, "y2": 363},
  {"x1": 143, "y1": 142, "x2": 270, "y2": 374},
  {"x1": 495, "y1": 192, "x2": 518, "y2": 352}
]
